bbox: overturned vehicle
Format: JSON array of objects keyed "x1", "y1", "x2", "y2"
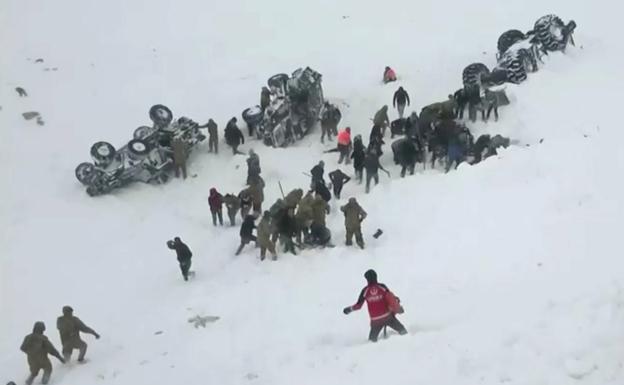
[
  {"x1": 242, "y1": 67, "x2": 324, "y2": 147},
  {"x1": 75, "y1": 105, "x2": 205, "y2": 196}
]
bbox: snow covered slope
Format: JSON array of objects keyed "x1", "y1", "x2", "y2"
[{"x1": 2, "y1": 0, "x2": 624, "y2": 384}]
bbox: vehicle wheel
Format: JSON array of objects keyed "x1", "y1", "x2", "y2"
[
  {"x1": 242, "y1": 106, "x2": 264, "y2": 125},
  {"x1": 90, "y1": 142, "x2": 116, "y2": 165},
  {"x1": 133, "y1": 126, "x2": 153, "y2": 139},
  {"x1": 267, "y1": 73, "x2": 289, "y2": 89},
  {"x1": 149, "y1": 104, "x2": 173, "y2": 127},
  {"x1": 128, "y1": 139, "x2": 151, "y2": 156},
  {"x1": 75, "y1": 162, "x2": 96, "y2": 185}
]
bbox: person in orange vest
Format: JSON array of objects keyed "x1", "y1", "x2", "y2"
[
  {"x1": 343, "y1": 269, "x2": 407, "y2": 342},
  {"x1": 324, "y1": 127, "x2": 352, "y2": 164},
  {"x1": 383, "y1": 66, "x2": 397, "y2": 84}
]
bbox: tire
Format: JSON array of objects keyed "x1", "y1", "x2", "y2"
[
  {"x1": 497, "y1": 29, "x2": 526, "y2": 57},
  {"x1": 149, "y1": 104, "x2": 173, "y2": 127},
  {"x1": 75, "y1": 162, "x2": 96, "y2": 185},
  {"x1": 133, "y1": 126, "x2": 153, "y2": 139},
  {"x1": 242, "y1": 106, "x2": 264, "y2": 125},
  {"x1": 128, "y1": 139, "x2": 151, "y2": 156},
  {"x1": 90, "y1": 142, "x2": 116, "y2": 164},
  {"x1": 267, "y1": 73, "x2": 289, "y2": 89}
]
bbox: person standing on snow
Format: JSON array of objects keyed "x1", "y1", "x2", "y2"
[
  {"x1": 257, "y1": 211, "x2": 277, "y2": 261},
  {"x1": 364, "y1": 150, "x2": 390, "y2": 194},
  {"x1": 351, "y1": 135, "x2": 366, "y2": 184},
  {"x1": 329, "y1": 169, "x2": 351, "y2": 199},
  {"x1": 198, "y1": 119, "x2": 219, "y2": 154},
  {"x1": 56, "y1": 306, "x2": 100, "y2": 363},
  {"x1": 20, "y1": 321, "x2": 65, "y2": 385},
  {"x1": 171, "y1": 136, "x2": 188, "y2": 179},
  {"x1": 235, "y1": 215, "x2": 257, "y2": 255},
  {"x1": 343, "y1": 269, "x2": 407, "y2": 342},
  {"x1": 383, "y1": 66, "x2": 397, "y2": 83},
  {"x1": 336, "y1": 127, "x2": 352, "y2": 164},
  {"x1": 373, "y1": 106, "x2": 391, "y2": 137},
  {"x1": 167, "y1": 237, "x2": 193, "y2": 281},
  {"x1": 208, "y1": 188, "x2": 224, "y2": 226},
  {"x1": 223, "y1": 193, "x2": 241, "y2": 226},
  {"x1": 238, "y1": 188, "x2": 253, "y2": 220},
  {"x1": 340, "y1": 197, "x2": 367, "y2": 248},
  {"x1": 246, "y1": 149, "x2": 261, "y2": 185},
  {"x1": 310, "y1": 160, "x2": 326, "y2": 189},
  {"x1": 393, "y1": 87, "x2": 411, "y2": 119},
  {"x1": 224, "y1": 117, "x2": 245, "y2": 155}
]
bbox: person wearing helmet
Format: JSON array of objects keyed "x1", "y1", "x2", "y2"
[
  {"x1": 340, "y1": 197, "x2": 367, "y2": 248},
  {"x1": 20, "y1": 321, "x2": 65, "y2": 385},
  {"x1": 56, "y1": 306, "x2": 100, "y2": 363},
  {"x1": 343, "y1": 270, "x2": 407, "y2": 342},
  {"x1": 167, "y1": 237, "x2": 193, "y2": 281}
]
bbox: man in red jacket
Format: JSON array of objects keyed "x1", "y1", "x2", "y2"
[
  {"x1": 208, "y1": 188, "x2": 224, "y2": 226},
  {"x1": 343, "y1": 269, "x2": 407, "y2": 342}
]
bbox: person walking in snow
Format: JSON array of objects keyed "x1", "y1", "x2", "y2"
[
  {"x1": 383, "y1": 66, "x2": 397, "y2": 84},
  {"x1": 373, "y1": 105, "x2": 391, "y2": 137},
  {"x1": 248, "y1": 176, "x2": 265, "y2": 214},
  {"x1": 351, "y1": 135, "x2": 366, "y2": 184},
  {"x1": 393, "y1": 87, "x2": 411, "y2": 119},
  {"x1": 167, "y1": 237, "x2": 193, "y2": 281},
  {"x1": 340, "y1": 197, "x2": 367, "y2": 248},
  {"x1": 198, "y1": 119, "x2": 219, "y2": 153},
  {"x1": 310, "y1": 160, "x2": 326, "y2": 190},
  {"x1": 224, "y1": 117, "x2": 245, "y2": 155},
  {"x1": 343, "y1": 269, "x2": 407, "y2": 342},
  {"x1": 238, "y1": 188, "x2": 253, "y2": 220},
  {"x1": 20, "y1": 322, "x2": 65, "y2": 385},
  {"x1": 329, "y1": 169, "x2": 351, "y2": 199},
  {"x1": 56, "y1": 306, "x2": 100, "y2": 363},
  {"x1": 336, "y1": 127, "x2": 352, "y2": 164},
  {"x1": 364, "y1": 150, "x2": 390, "y2": 194},
  {"x1": 246, "y1": 149, "x2": 261, "y2": 185},
  {"x1": 257, "y1": 211, "x2": 277, "y2": 260},
  {"x1": 235, "y1": 215, "x2": 257, "y2": 255},
  {"x1": 208, "y1": 188, "x2": 224, "y2": 226},
  {"x1": 223, "y1": 193, "x2": 240, "y2": 226}
]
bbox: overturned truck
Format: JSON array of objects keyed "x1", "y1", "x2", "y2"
[
  {"x1": 75, "y1": 105, "x2": 205, "y2": 196},
  {"x1": 242, "y1": 67, "x2": 324, "y2": 147}
]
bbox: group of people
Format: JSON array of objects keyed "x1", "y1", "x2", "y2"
[{"x1": 18, "y1": 306, "x2": 99, "y2": 385}]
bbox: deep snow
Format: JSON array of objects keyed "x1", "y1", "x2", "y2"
[{"x1": 2, "y1": 0, "x2": 624, "y2": 384}]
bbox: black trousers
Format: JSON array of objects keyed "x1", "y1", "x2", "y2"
[
  {"x1": 369, "y1": 316, "x2": 407, "y2": 342},
  {"x1": 179, "y1": 260, "x2": 192, "y2": 281}
]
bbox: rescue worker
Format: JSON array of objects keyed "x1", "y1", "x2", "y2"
[
  {"x1": 56, "y1": 306, "x2": 100, "y2": 363},
  {"x1": 306, "y1": 222, "x2": 332, "y2": 248},
  {"x1": 246, "y1": 149, "x2": 261, "y2": 185},
  {"x1": 373, "y1": 105, "x2": 390, "y2": 136},
  {"x1": 198, "y1": 119, "x2": 219, "y2": 153},
  {"x1": 336, "y1": 127, "x2": 352, "y2": 164},
  {"x1": 224, "y1": 117, "x2": 245, "y2": 155},
  {"x1": 235, "y1": 215, "x2": 257, "y2": 255},
  {"x1": 392, "y1": 87, "x2": 411, "y2": 119},
  {"x1": 383, "y1": 66, "x2": 397, "y2": 83},
  {"x1": 20, "y1": 322, "x2": 65, "y2": 385},
  {"x1": 223, "y1": 193, "x2": 240, "y2": 226},
  {"x1": 328, "y1": 169, "x2": 351, "y2": 199},
  {"x1": 248, "y1": 176, "x2": 265, "y2": 214},
  {"x1": 310, "y1": 160, "x2": 326, "y2": 189},
  {"x1": 257, "y1": 211, "x2": 277, "y2": 261},
  {"x1": 260, "y1": 87, "x2": 271, "y2": 111},
  {"x1": 351, "y1": 135, "x2": 366, "y2": 184},
  {"x1": 238, "y1": 188, "x2": 253, "y2": 220},
  {"x1": 171, "y1": 136, "x2": 188, "y2": 179},
  {"x1": 208, "y1": 188, "x2": 224, "y2": 226},
  {"x1": 167, "y1": 237, "x2": 193, "y2": 281},
  {"x1": 284, "y1": 188, "x2": 304, "y2": 210},
  {"x1": 343, "y1": 269, "x2": 408, "y2": 342},
  {"x1": 295, "y1": 190, "x2": 315, "y2": 243},
  {"x1": 340, "y1": 197, "x2": 367, "y2": 248},
  {"x1": 364, "y1": 150, "x2": 390, "y2": 194},
  {"x1": 311, "y1": 193, "x2": 329, "y2": 227}
]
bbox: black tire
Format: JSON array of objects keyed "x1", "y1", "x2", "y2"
[
  {"x1": 90, "y1": 142, "x2": 116, "y2": 165},
  {"x1": 133, "y1": 126, "x2": 153, "y2": 139},
  {"x1": 149, "y1": 104, "x2": 173, "y2": 127},
  {"x1": 75, "y1": 162, "x2": 96, "y2": 185},
  {"x1": 128, "y1": 139, "x2": 151, "y2": 156},
  {"x1": 497, "y1": 29, "x2": 526, "y2": 57},
  {"x1": 267, "y1": 73, "x2": 289, "y2": 89},
  {"x1": 242, "y1": 106, "x2": 264, "y2": 125}
]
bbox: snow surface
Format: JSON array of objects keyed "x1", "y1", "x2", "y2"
[{"x1": 2, "y1": 0, "x2": 624, "y2": 384}]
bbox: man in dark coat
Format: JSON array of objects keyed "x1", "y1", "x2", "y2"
[
  {"x1": 392, "y1": 87, "x2": 410, "y2": 119},
  {"x1": 351, "y1": 135, "x2": 366, "y2": 184},
  {"x1": 364, "y1": 150, "x2": 389, "y2": 193},
  {"x1": 171, "y1": 137, "x2": 188, "y2": 179},
  {"x1": 208, "y1": 188, "x2": 224, "y2": 226},
  {"x1": 167, "y1": 237, "x2": 193, "y2": 281},
  {"x1": 310, "y1": 160, "x2": 326, "y2": 189},
  {"x1": 223, "y1": 193, "x2": 240, "y2": 226},
  {"x1": 329, "y1": 169, "x2": 351, "y2": 199},
  {"x1": 246, "y1": 149, "x2": 261, "y2": 185},
  {"x1": 224, "y1": 117, "x2": 245, "y2": 155},
  {"x1": 235, "y1": 215, "x2": 257, "y2": 255},
  {"x1": 20, "y1": 322, "x2": 64, "y2": 385},
  {"x1": 260, "y1": 87, "x2": 271, "y2": 111}
]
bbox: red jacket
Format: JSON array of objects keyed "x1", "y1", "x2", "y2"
[
  {"x1": 384, "y1": 68, "x2": 397, "y2": 82},
  {"x1": 349, "y1": 283, "x2": 400, "y2": 324},
  {"x1": 337, "y1": 129, "x2": 351, "y2": 146},
  {"x1": 208, "y1": 190, "x2": 223, "y2": 210}
]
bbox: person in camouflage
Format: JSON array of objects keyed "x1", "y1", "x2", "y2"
[
  {"x1": 246, "y1": 149, "x2": 261, "y2": 185},
  {"x1": 20, "y1": 322, "x2": 65, "y2": 385},
  {"x1": 295, "y1": 190, "x2": 314, "y2": 243},
  {"x1": 311, "y1": 193, "x2": 329, "y2": 227},
  {"x1": 223, "y1": 193, "x2": 240, "y2": 226},
  {"x1": 257, "y1": 211, "x2": 277, "y2": 260},
  {"x1": 171, "y1": 136, "x2": 188, "y2": 179},
  {"x1": 239, "y1": 189, "x2": 253, "y2": 220},
  {"x1": 198, "y1": 119, "x2": 219, "y2": 153},
  {"x1": 56, "y1": 306, "x2": 100, "y2": 363},
  {"x1": 373, "y1": 105, "x2": 390, "y2": 137},
  {"x1": 284, "y1": 188, "x2": 303, "y2": 210},
  {"x1": 235, "y1": 215, "x2": 257, "y2": 255},
  {"x1": 340, "y1": 197, "x2": 367, "y2": 249},
  {"x1": 248, "y1": 176, "x2": 265, "y2": 214}
]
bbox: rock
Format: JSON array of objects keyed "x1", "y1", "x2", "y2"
[
  {"x1": 35, "y1": 58, "x2": 44, "y2": 63},
  {"x1": 22, "y1": 111, "x2": 40, "y2": 120},
  {"x1": 187, "y1": 315, "x2": 220, "y2": 328}
]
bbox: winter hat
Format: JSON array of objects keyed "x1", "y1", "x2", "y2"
[
  {"x1": 346, "y1": 127, "x2": 351, "y2": 133},
  {"x1": 364, "y1": 269, "x2": 378, "y2": 283},
  {"x1": 62, "y1": 305, "x2": 73, "y2": 314},
  {"x1": 33, "y1": 321, "x2": 46, "y2": 333},
  {"x1": 210, "y1": 188, "x2": 217, "y2": 194},
  {"x1": 319, "y1": 160, "x2": 325, "y2": 167}
]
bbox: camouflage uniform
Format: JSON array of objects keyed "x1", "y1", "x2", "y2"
[
  {"x1": 171, "y1": 137, "x2": 188, "y2": 179},
  {"x1": 373, "y1": 106, "x2": 390, "y2": 136},
  {"x1": 56, "y1": 306, "x2": 99, "y2": 362},
  {"x1": 284, "y1": 188, "x2": 303, "y2": 210},
  {"x1": 223, "y1": 194, "x2": 240, "y2": 226},
  {"x1": 207, "y1": 119, "x2": 218, "y2": 153},
  {"x1": 311, "y1": 194, "x2": 329, "y2": 227},
  {"x1": 295, "y1": 191, "x2": 314, "y2": 243},
  {"x1": 257, "y1": 212, "x2": 277, "y2": 260},
  {"x1": 248, "y1": 177, "x2": 265, "y2": 214},
  {"x1": 20, "y1": 322, "x2": 64, "y2": 385},
  {"x1": 341, "y1": 198, "x2": 367, "y2": 248}
]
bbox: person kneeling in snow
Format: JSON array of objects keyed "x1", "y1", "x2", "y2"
[
  {"x1": 383, "y1": 66, "x2": 397, "y2": 84},
  {"x1": 343, "y1": 269, "x2": 407, "y2": 342}
]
